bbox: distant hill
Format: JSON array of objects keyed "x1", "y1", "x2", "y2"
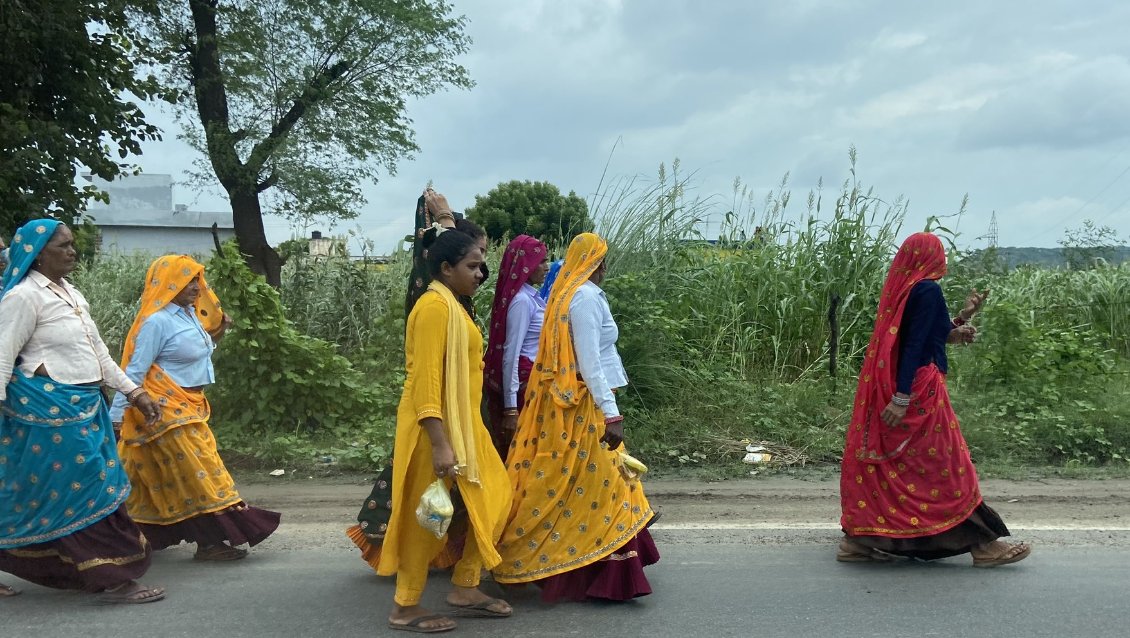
[{"x1": 967, "y1": 246, "x2": 1130, "y2": 269}]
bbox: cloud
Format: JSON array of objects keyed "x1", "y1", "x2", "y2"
[{"x1": 959, "y1": 55, "x2": 1130, "y2": 150}]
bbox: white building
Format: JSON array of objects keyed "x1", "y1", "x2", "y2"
[{"x1": 84, "y1": 173, "x2": 235, "y2": 256}]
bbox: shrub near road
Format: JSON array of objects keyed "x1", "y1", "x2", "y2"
[{"x1": 74, "y1": 171, "x2": 1130, "y2": 472}]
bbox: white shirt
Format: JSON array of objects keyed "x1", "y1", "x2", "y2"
[
  {"x1": 568, "y1": 280, "x2": 627, "y2": 418},
  {"x1": 0, "y1": 270, "x2": 137, "y2": 401},
  {"x1": 502, "y1": 284, "x2": 545, "y2": 408}
]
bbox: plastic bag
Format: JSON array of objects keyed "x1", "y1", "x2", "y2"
[
  {"x1": 415, "y1": 479, "x2": 454, "y2": 538},
  {"x1": 618, "y1": 451, "x2": 648, "y2": 484}
]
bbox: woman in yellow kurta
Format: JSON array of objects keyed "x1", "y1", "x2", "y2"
[
  {"x1": 378, "y1": 227, "x2": 513, "y2": 633},
  {"x1": 112, "y1": 256, "x2": 280, "y2": 561},
  {"x1": 494, "y1": 232, "x2": 659, "y2": 601}
]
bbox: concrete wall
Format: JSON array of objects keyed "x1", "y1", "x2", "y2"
[{"x1": 99, "y1": 226, "x2": 236, "y2": 257}]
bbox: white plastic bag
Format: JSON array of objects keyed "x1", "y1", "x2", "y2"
[{"x1": 415, "y1": 479, "x2": 454, "y2": 538}]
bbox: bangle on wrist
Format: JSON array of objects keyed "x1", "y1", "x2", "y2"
[
  {"x1": 503, "y1": 409, "x2": 518, "y2": 416},
  {"x1": 890, "y1": 394, "x2": 911, "y2": 407},
  {"x1": 604, "y1": 415, "x2": 624, "y2": 425},
  {"x1": 953, "y1": 315, "x2": 968, "y2": 326},
  {"x1": 126, "y1": 388, "x2": 144, "y2": 404}
]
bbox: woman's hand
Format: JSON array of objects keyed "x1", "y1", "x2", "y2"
[
  {"x1": 600, "y1": 419, "x2": 625, "y2": 450},
  {"x1": 960, "y1": 289, "x2": 990, "y2": 321},
  {"x1": 880, "y1": 398, "x2": 909, "y2": 427},
  {"x1": 432, "y1": 442, "x2": 458, "y2": 479},
  {"x1": 501, "y1": 413, "x2": 519, "y2": 436},
  {"x1": 423, "y1": 188, "x2": 455, "y2": 227},
  {"x1": 131, "y1": 392, "x2": 161, "y2": 427},
  {"x1": 948, "y1": 323, "x2": 977, "y2": 345}
]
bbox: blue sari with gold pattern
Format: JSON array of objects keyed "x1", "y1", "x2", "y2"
[{"x1": 0, "y1": 373, "x2": 131, "y2": 549}]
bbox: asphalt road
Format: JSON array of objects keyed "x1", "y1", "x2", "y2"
[{"x1": 4, "y1": 529, "x2": 1129, "y2": 638}]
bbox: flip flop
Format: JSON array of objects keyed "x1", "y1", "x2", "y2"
[
  {"x1": 388, "y1": 614, "x2": 456, "y2": 633},
  {"x1": 194, "y1": 545, "x2": 249, "y2": 562},
  {"x1": 0, "y1": 584, "x2": 20, "y2": 598},
  {"x1": 97, "y1": 583, "x2": 166, "y2": 605},
  {"x1": 973, "y1": 543, "x2": 1031, "y2": 568},
  {"x1": 448, "y1": 598, "x2": 512, "y2": 618}
]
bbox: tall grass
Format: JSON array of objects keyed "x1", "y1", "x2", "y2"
[{"x1": 68, "y1": 157, "x2": 1130, "y2": 469}]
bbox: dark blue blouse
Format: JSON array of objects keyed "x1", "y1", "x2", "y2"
[{"x1": 895, "y1": 280, "x2": 953, "y2": 394}]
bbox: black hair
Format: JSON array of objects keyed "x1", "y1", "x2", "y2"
[
  {"x1": 454, "y1": 218, "x2": 486, "y2": 243},
  {"x1": 422, "y1": 227, "x2": 479, "y2": 279}
]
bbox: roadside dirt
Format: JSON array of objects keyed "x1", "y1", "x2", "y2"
[{"x1": 235, "y1": 475, "x2": 1130, "y2": 550}]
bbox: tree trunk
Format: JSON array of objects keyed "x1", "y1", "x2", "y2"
[{"x1": 229, "y1": 186, "x2": 282, "y2": 287}]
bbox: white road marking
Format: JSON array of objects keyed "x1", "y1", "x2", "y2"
[{"x1": 652, "y1": 522, "x2": 1130, "y2": 531}]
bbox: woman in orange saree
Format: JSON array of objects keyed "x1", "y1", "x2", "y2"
[
  {"x1": 493, "y1": 232, "x2": 659, "y2": 601},
  {"x1": 112, "y1": 255, "x2": 280, "y2": 561},
  {"x1": 838, "y1": 232, "x2": 1030, "y2": 567}
]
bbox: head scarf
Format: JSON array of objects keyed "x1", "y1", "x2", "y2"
[
  {"x1": 539, "y1": 259, "x2": 564, "y2": 301},
  {"x1": 119, "y1": 255, "x2": 224, "y2": 371},
  {"x1": 484, "y1": 235, "x2": 547, "y2": 391},
  {"x1": 847, "y1": 232, "x2": 948, "y2": 462},
  {"x1": 405, "y1": 194, "x2": 433, "y2": 319},
  {"x1": 533, "y1": 233, "x2": 608, "y2": 408},
  {"x1": 1, "y1": 219, "x2": 62, "y2": 300}
]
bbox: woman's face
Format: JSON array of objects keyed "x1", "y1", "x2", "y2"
[
  {"x1": 440, "y1": 249, "x2": 486, "y2": 297},
  {"x1": 528, "y1": 258, "x2": 550, "y2": 286},
  {"x1": 35, "y1": 225, "x2": 78, "y2": 280},
  {"x1": 172, "y1": 278, "x2": 201, "y2": 308}
]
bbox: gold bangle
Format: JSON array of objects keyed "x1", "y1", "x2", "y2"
[{"x1": 503, "y1": 409, "x2": 519, "y2": 416}]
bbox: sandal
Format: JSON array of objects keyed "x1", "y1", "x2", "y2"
[
  {"x1": 194, "y1": 544, "x2": 249, "y2": 562},
  {"x1": 447, "y1": 597, "x2": 512, "y2": 618},
  {"x1": 0, "y1": 584, "x2": 20, "y2": 598},
  {"x1": 836, "y1": 539, "x2": 896, "y2": 563},
  {"x1": 972, "y1": 542, "x2": 1031, "y2": 568},
  {"x1": 388, "y1": 614, "x2": 456, "y2": 634},
  {"x1": 97, "y1": 581, "x2": 166, "y2": 605}
]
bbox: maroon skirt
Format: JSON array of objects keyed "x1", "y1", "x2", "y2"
[
  {"x1": 485, "y1": 356, "x2": 534, "y2": 459},
  {"x1": 0, "y1": 505, "x2": 151, "y2": 592},
  {"x1": 536, "y1": 529, "x2": 660, "y2": 603},
  {"x1": 139, "y1": 502, "x2": 280, "y2": 550}
]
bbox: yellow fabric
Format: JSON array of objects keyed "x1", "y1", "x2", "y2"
[
  {"x1": 493, "y1": 232, "x2": 653, "y2": 584},
  {"x1": 119, "y1": 366, "x2": 210, "y2": 446},
  {"x1": 116, "y1": 254, "x2": 237, "y2": 526},
  {"x1": 534, "y1": 233, "x2": 608, "y2": 408},
  {"x1": 426, "y1": 280, "x2": 479, "y2": 484},
  {"x1": 119, "y1": 255, "x2": 223, "y2": 374},
  {"x1": 376, "y1": 289, "x2": 512, "y2": 588},
  {"x1": 117, "y1": 401, "x2": 241, "y2": 526}
]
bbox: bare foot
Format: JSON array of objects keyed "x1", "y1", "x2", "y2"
[
  {"x1": 388, "y1": 605, "x2": 456, "y2": 633},
  {"x1": 1, "y1": 583, "x2": 20, "y2": 597},
  {"x1": 971, "y1": 540, "x2": 1031, "y2": 568},
  {"x1": 446, "y1": 585, "x2": 512, "y2": 617}
]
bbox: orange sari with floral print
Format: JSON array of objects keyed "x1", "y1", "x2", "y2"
[{"x1": 840, "y1": 233, "x2": 982, "y2": 538}]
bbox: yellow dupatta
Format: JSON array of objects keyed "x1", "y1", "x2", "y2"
[
  {"x1": 534, "y1": 233, "x2": 609, "y2": 408},
  {"x1": 118, "y1": 255, "x2": 224, "y2": 444},
  {"x1": 426, "y1": 281, "x2": 481, "y2": 484}
]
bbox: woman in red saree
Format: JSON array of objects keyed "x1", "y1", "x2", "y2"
[{"x1": 838, "y1": 232, "x2": 1031, "y2": 567}]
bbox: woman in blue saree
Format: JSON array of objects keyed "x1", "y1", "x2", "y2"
[{"x1": 0, "y1": 220, "x2": 165, "y2": 603}]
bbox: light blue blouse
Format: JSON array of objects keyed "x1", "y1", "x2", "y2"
[{"x1": 109, "y1": 304, "x2": 216, "y2": 421}]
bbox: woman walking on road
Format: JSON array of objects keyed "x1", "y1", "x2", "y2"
[
  {"x1": 483, "y1": 234, "x2": 549, "y2": 458},
  {"x1": 378, "y1": 227, "x2": 513, "y2": 633},
  {"x1": 0, "y1": 220, "x2": 165, "y2": 603},
  {"x1": 838, "y1": 232, "x2": 1031, "y2": 567},
  {"x1": 494, "y1": 232, "x2": 659, "y2": 601},
  {"x1": 111, "y1": 255, "x2": 280, "y2": 561}
]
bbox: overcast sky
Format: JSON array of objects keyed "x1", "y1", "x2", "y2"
[{"x1": 130, "y1": 0, "x2": 1130, "y2": 253}]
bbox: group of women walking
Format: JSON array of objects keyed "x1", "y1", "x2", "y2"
[
  {"x1": 0, "y1": 219, "x2": 279, "y2": 603},
  {"x1": 1, "y1": 192, "x2": 1029, "y2": 626}
]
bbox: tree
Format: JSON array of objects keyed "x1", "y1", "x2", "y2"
[
  {"x1": 0, "y1": 0, "x2": 166, "y2": 235},
  {"x1": 465, "y1": 180, "x2": 593, "y2": 244},
  {"x1": 1060, "y1": 220, "x2": 1119, "y2": 270},
  {"x1": 136, "y1": 0, "x2": 472, "y2": 286}
]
